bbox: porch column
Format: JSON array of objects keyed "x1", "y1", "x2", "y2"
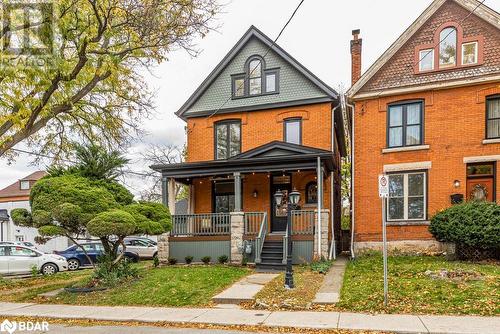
[
  {"x1": 233, "y1": 172, "x2": 242, "y2": 212},
  {"x1": 161, "y1": 177, "x2": 168, "y2": 207},
  {"x1": 167, "y1": 178, "x2": 176, "y2": 215},
  {"x1": 313, "y1": 209, "x2": 330, "y2": 259},
  {"x1": 230, "y1": 212, "x2": 244, "y2": 264}
]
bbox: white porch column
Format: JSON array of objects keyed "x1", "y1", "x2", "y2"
[
  {"x1": 167, "y1": 178, "x2": 176, "y2": 215},
  {"x1": 230, "y1": 212, "x2": 244, "y2": 264},
  {"x1": 314, "y1": 209, "x2": 329, "y2": 259},
  {"x1": 233, "y1": 172, "x2": 242, "y2": 212}
]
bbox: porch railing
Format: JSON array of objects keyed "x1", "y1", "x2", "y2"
[
  {"x1": 291, "y1": 210, "x2": 315, "y2": 235},
  {"x1": 244, "y1": 212, "x2": 266, "y2": 235},
  {"x1": 171, "y1": 213, "x2": 230, "y2": 236},
  {"x1": 254, "y1": 212, "x2": 268, "y2": 264}
]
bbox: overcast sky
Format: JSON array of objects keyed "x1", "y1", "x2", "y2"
[{"x1": 1, "y1": 0, "x2": 496, "y2": 194}]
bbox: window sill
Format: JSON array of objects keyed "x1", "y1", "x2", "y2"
[
  {"x1": 382, "y1": 145, "x2": 430, "y2": 154},
  {"x1": 482, "y1": 138, "x2": 500, "y2": 145},
  {"x1": 387, "y1": 220, "x2": 430, "y2": 226}
]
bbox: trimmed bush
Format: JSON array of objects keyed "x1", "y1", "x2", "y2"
[
  {"x1": 217, "y1": 255, "x2": 228, "y2": 264},
  {"x1": 184, "y1": 256, "x2": 193, "y2": 264},
  {"x1": 429, "y1": 201, "x2": 500, "y2": 249},
  {"x1": 168, "y1": 257, "x2": 178, "y2": 265},
  {"x1": 201, "y1": 256, "x2": 211, "y2": 264}
]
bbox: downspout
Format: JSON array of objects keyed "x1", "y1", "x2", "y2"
[
  {"x1": 346, "y1": 99, "x2": 356, "y2": 259},
  {"x1": 316, "y1": 156, "x2": 322, "y2": 258},
  {"x1": 329, "y1": 103, "x2": 341, "y2": 260}
]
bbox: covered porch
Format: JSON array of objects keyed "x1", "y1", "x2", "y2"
[{"x1": 152, "y1": 141, "x2": 341, "y2": 265}]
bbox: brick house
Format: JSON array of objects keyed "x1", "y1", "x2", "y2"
[
  {"x1": 152, "y1": 26, "x2": 347, "y2": 268},
  {"x1": 347, "y1": 0, "x2": 500, "y2": 253}
]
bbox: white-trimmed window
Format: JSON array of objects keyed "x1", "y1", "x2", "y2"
[
  {"x1": 439, "y1": 27, "x2": 457, "y2": 68},
  {"x1": 387, "y1": 172, "x2": 426, "y2": 221},
  {"x1": 20, "y1": 180, "x2": 30, "y2": 190},
  {"x1": 462, "y1": 41, "x2": 478, "y2": 65},
  {"x1": 419, "y1": 49, "x2": 434, "y2": 71}
]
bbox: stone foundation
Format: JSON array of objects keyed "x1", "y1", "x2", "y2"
[{"x1": 313, "y1": 209, "x2": 329, "y2": 259}]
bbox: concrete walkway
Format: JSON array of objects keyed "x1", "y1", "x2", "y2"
[
  {"x1": 212, "y1": 273, "x2": 278, "y2": 304},
  {"x1": 1, "y1": 302, "x2": 499, "y2": 334},
  {"x1": 313, "y1": 255, "x2": 348, "y2": 304}
]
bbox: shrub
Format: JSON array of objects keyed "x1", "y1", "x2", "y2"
[
  {"x1": 153, "y1": 256, "x2": 159, "y2": 268},
  {"x1": 168, "y1": 257, "x2": 178, "y2": 265},
  {"x1": 241, "y1": 256, "x2": 248, "y2": 266},
  {"x1": 201, "y1": 256, "x2": 211, "y2": 264},
  {"x1": 429, "y1": 201, "x2": 500, "y2": 249},
  {"x1": 218, "y1": 255, "x2": 228, "y2": 264},
  {"x1": 310, "y1": 257, "x2": 333, "y2": 274},
  {"x1": 185, "y1": 255, "x2": 194, "y2": 264},
  {"x1": 92, "y1": 255, "x2": 139, "y2": 287}
]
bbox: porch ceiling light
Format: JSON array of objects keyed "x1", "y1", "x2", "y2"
[
  {"x1": 289, "y1": 188, "x2": 301, "y2": 205},
  {"x1": 274, "y1": 190, "x2": 284, "y2": 206}
]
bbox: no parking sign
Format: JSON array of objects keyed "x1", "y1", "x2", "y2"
[{"x1": 378, "y1": 174, "x2": 389, "y2": 198}]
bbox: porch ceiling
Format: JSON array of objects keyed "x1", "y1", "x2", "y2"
[{"x1": 151, "y1": 141, "x2": 335, "y2": 183}]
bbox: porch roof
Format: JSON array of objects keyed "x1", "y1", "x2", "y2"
[{"x1": 151, "y1": 141, "x2": 335, "y2": 182}]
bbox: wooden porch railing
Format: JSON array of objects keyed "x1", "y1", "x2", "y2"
[
  {"x1": 171, "y1": 213, "x2": 230, "y2": 236},
  {"x1": 244, "y1": 212, "x2": 266, "y2": 235},
  {"x1": 291, "y1": 210, "x2": 315, "y2": 235}
]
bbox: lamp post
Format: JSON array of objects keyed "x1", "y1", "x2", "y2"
[{"x1": 274, "y1": 188, "x2": 300, "y2": 289}]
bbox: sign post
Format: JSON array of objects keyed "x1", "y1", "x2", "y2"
[{"x1": 378, "y1": 174, "x2": 389, "y2": 307}]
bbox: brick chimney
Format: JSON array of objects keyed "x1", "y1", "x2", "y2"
[{"x1": 350, "y1": 29, "x2": 362, "y2": 86}]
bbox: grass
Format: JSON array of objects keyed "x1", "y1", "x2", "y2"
[
  {"x1": 34, "y1": 265, "x2": 250, "y2": 307},
  {"x1": 337, "y1": 253, "x2": 500, "y2": 316},
  {"x1": 249, "y1": 265, "x2": 324, "y2": 310}
]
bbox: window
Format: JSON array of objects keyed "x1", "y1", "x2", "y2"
[
  {"x1": 462, "y1": 41, "x2": 478, "y2": 65},
  {"x1": 284, "y1": 118, "x2": 302, "y2": 145},
  {"x1": 0, "y1": 247, "x2": 6, "y2": 256},
  {"x1": 387, "y1": 172, "x2": 426, "y2": 221},
  {"x1": 305, "y1": 182, "x2": 317, "y2": 204},
  {"x1": 231, "y1": 56, "x2": 279, "y2": 98},
  {"x1": 387, "y1": 101, "x2": 423, "y2": 148},
  {"x1": 14, "y1": 235, "x2": 24, "y2": 242},
  {"x1": 20, "y1": 180, "x2": 29, "y2": 190},
  {"x1": 439, "y1": 27, "x2": 457, "y2": 68},
  {"x1": 213, "y1": 181, "x2": 235, "y2": 213},
  {"x1": 419, "y1": 49, "x2": 434, "y2": 71},
  {"x1": 486, "y1": 96, "x2": 500, "y2": 139},
  {"x1": 215, "y1": 120, "x2": 241, "y2": 159},
  {"x1": 9, "y1": 246, "x2": 38, "y2": 257}
]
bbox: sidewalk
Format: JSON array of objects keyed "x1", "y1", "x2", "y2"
[{"x1": 1, "y1": 302, "x2": 499, "y2": 334}]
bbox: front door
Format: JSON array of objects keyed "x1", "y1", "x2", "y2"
[
  {"x1": 466, "y1": 162, "x2": 496, "y2": 201},
  {"x1": 270, "y1": 174, "x2": 292, "y2": 232}
]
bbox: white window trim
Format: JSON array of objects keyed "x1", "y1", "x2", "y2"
[
  {"x1": 419, "y1": 49, "x2": 434, "y2": 71},
  {"x1": 387, "y1": 172, "x2": 427, "y2": 222},
  {"x1": 19, "y1": 180, "x2": 30, "y2": 190},
  {"x1": 461, "y1": 41, "x2": 478, "y2": 65},
  {"x1": 383, "y1": 161, "x2": 431, "y2": 173}
]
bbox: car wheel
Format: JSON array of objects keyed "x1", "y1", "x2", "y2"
[
  {"x1": 67, "y1": 259, "x2": 80, "y2": 271},
  {"x1": 41, "y1": 263, "x2": 58, "y2": 276}
]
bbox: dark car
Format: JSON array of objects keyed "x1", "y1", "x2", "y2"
[{"x1": 54, "y1": 242, "x2": 140, "y2": 271}]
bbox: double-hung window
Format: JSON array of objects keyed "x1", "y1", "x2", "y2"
[
  {"x1": 387, "y1": 172, "x2": 426, "y2": 221},
  {"x1": 215, "y1": 120, "x2": 241, "y2": 160},
  {"x1": 284, "y1": 118, "x2": 302, "y2": 145},
  {"x1": 486, "y1": 96, "x2": 500, "y2": 139},
  {"x1": 387, "y1": 101, "x2": 424, "y2": 148}
]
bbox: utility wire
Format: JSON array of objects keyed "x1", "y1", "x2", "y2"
[{"x1": 207, "y1": 0, "x2": 306, "y2": 118}]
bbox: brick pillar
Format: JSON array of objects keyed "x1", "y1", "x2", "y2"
[
  {"x1": 157, "y1": 232, "x2": 170, "y2": 264},
  {"x1": 230, "y1": 212, "x2": 244, "y2": 264},
  {"x1": 350, "y1": 29, "x2": 362, "y2": 85},
  {"x1": 313, "y1": 209, "x2": 329, "y2": 260}
]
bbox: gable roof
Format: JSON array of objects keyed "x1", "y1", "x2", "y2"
[
  {"x1": 231, "y1": 141, "x2": 332, "y2": 160},
  {"x1": 176, "y1": 25, "x2": 338, "y2": 120},
  {"x1": 0, "y1": 171, "x2": 47, "y2": 199},
  {"x1": 347, "y1": 0, "x2": 500, "y2": 98}
]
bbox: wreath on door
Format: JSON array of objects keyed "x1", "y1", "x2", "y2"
[{"x1": 469, "y1": 184, "x2": 488, "y2": 201}]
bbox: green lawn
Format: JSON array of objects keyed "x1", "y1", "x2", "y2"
[
  {"x1": 337, "y1": 253, "x2": 500, "y2": 316},
  {"x1": 30, "y1": 265, "x2": 250, "y2": 307}
]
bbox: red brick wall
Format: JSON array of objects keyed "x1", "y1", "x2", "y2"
[{"x1": 354, "y1": 83, "x2": 500, "y2": 242}]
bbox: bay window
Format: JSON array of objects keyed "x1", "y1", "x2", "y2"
[{"x1": 387, "y1": 172, "x2": 426, "y2": 221}]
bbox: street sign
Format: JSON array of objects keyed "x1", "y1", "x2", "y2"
[{"x1": 378, "y1": 174, "x2": 389, "y2": 198}]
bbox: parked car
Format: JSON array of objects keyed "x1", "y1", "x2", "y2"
[
  {"x1": 0, "y1": 245, "x2": 68, "y2": 276},
  {"x1": 0, "y1": 241, "x2": 37, "y2": 249},
  {"x1": 54, "y1": 242, "x2": 140, "y2": 271},
  {"x1": 123, "y1": 237, "x2": 158, "y2": 259}
]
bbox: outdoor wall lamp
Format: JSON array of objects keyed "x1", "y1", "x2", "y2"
[
  {"x1": 252, "y1": 190, "x2": 258, "y2": 198},
  {"x1": 453, "y1": 180, "x2": 461, "y2": 188}
]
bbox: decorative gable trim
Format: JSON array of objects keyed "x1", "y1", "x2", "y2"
[
  {"x1": 231, "y1": 141, "x2": 332, "y2": 160},
  {"x1": 176, "y1": 26, "x2": 338, "y2": 120},
  {"x1": 347, "y1": 0, "x2": 500, "y2": 99}
]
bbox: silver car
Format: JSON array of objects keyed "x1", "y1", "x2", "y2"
[
  {"x1": 123, "y1": 238, "x2": 157, "y2": 259},
  {"x1": 0, "y1": 245, "x2": 68, "y2": 276}
]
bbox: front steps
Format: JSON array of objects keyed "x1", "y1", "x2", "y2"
[{"x1": 256, "y1": 239, "x2": 286, "y2": 272}]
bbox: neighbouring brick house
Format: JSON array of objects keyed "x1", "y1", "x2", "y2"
[
  {"x1": 152, "y1": 26, "x2": 347, "y2": 269},
  {"x1": 347, "y1": 0, "x2": 500, "y2": 253}
]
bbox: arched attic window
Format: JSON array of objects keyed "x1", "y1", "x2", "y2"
[
  {"x1": 232, "y1": 55, "x2": 279, "y2": 98},
  {"x1": 439, "y1": 27, "x2": 457, "y2": 68}
]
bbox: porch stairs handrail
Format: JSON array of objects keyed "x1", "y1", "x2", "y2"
[{"x1": 254, "y1": 212, "x2": 268, "y2": 264}]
